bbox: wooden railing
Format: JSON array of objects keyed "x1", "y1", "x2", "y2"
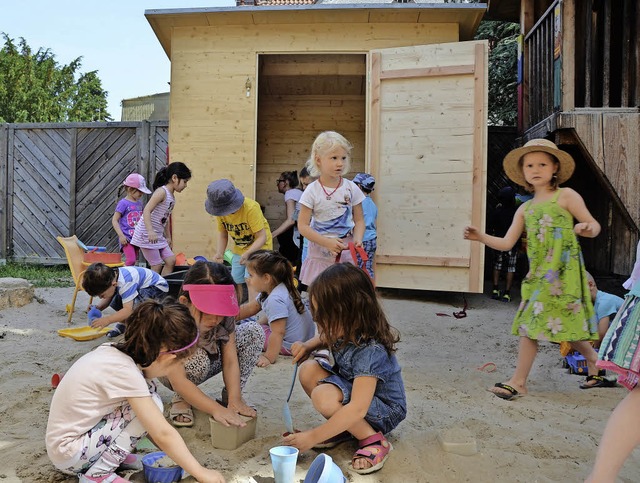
[
  {"x1": 524, "y1": 0, "x2": 560, "y2": 127},
  {"x1": 523, "y1": 0, "x2": 639, "y2": 130}
]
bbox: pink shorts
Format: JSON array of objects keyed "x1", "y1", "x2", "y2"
[
  {"x1": 140, "y1": 245, "x2": 174, "y2": 266},
  {"x1": 299, "y1": 234, "x2": 354, "y2": 286},
  {"x1": 261, "y1": 324, "x2": 293, "y2": 356}
]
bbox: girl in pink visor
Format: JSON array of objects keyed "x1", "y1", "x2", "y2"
[{"x1": 159, "y1": 261, "x2": 264, "y2": 428}]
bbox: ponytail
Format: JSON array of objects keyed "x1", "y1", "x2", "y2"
[{"x1": 153, "y1": 162, "x2": 192, "y2": 190}]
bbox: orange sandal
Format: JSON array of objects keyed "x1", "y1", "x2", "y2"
[{"x1": 351, "y1": 431, "x2": 392, "y2": 475}]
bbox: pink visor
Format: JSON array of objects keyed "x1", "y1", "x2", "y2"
[{"x1": 183, "y1": 284, "x2": 239, "y2": 316}]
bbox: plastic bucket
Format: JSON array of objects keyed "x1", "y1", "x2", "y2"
[
  {"x1": 304, "y1": 453, "x2": 347, "y2": 483},
  {"x1": 141, "y1": 451, "x2": 183, "y2": 483}
]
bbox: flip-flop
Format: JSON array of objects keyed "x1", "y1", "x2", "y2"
[
  {"x1": 491, "y1": 382, "x2": 521, "y2": 400},
  {"x1": 580, "y1": 375, "x2": 616, "y2": 389}
]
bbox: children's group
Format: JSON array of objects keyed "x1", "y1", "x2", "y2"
[
  {"x1": 46, "y1": 132, "x2": 640, "y2": 482},
  {"x1": 46, "y1": 131, "x2": 399, "y2": 482}
]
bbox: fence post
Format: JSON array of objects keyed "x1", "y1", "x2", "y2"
[
  {"x1": 0, "y1": 124, "x2": 7, "y2": 260},
  {"x1": 140, "y1": 121, "x2": 151, "y2": 184},
  {"x1": 69, "y1": 128, "x2": 78, "y2": 236}
]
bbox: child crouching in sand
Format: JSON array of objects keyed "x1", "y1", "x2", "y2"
[
  {"x1": 45, "y1": 300, "x2": 225, "y2": 483},
  {"x1": 283, "y1": 263, "x2": 406, "y2": 475}
]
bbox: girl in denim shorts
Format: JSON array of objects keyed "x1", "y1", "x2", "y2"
[{"x1": 283, "y1": 263, "x2": 406, "y2": 475}]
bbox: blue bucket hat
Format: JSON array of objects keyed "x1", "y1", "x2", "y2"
[
  {"x1": 205, "y1": 179, "x2": 245, "y2": 216},
  {"x1": 353, "y1": 173, "x2": 375, "y2": 191}
]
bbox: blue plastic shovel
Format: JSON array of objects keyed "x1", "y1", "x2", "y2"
[{"x1": 282, "y1": 364, "x2": 298, "y2": 434}]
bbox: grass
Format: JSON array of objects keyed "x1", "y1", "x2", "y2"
[{"x1": 0, "y1": 262, "x2": 74, "y2": 288}]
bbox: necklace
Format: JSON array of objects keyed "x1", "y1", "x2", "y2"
[{"x1": 319, "y1": 177, "x2": 342, "y2": 200}]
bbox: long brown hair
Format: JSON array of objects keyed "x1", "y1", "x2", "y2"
[
  {"x1": 115, "y1": 299, "x2": 198, "y2": 367},
  {"x1": 308, "y1": 263, "x2": 399, "y2": 354},
  {"x1": 245, "y1": 250, "x2": 305, "y2": 314}
]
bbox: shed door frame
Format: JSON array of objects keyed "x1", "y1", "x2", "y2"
[{"x1": 367, "y1": 41, "x2": 487, "y2": 292}]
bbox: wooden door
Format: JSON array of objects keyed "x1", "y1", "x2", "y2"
[{"x1": 368, "y1": 41, "x2": 487, "y2": 292}]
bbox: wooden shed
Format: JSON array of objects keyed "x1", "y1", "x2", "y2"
[{"x1": 145, "y1": 3, "x2": 488, "y2": 292}]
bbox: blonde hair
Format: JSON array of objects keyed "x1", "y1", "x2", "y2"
[{"x1": 305, "y1": 131, "x2": 353, "y2": 178}]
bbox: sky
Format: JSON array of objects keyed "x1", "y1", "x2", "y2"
[{"x1": 2, "y1": 0, "x2": 234, "y2": 120}]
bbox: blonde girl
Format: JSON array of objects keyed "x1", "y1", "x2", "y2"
[
  {"x1": 464, "y1": 138, "x2": 602, "y2": 399},
  {"x1": 241, "y1": 250, "x2": 315, "y2": 367},
  {"x1": 298, "y1": 131, "x2": 365, "y2": 286},
  {"x1": 160, "y1": 261, "x2": 264, "y2": 428},
  {"x1": 46, "y1": 300, "x2": 226, "y2": 483},
  {"x1": 111, "y1": 173, "x2": 151, "y2": 266},
  {"x1": 130, "y1": 162, "x2": 191, "y2": 275},
  {"x1": 284, "y1": 263, "x2": 406, "y2": 475}
]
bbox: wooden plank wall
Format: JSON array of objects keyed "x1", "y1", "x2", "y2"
[
  {"x1": 256, "y1": 93, "x2": 365, "y2": 231},
  {"x1": 0, "y1": 121, "x2": 168, "y2": 262}
]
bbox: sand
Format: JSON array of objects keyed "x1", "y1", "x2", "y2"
[{"x1": 0, "y1": 285, "x2": 639, "y2": 483}]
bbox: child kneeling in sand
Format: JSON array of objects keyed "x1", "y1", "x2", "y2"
[
  {"x1": 45, "y1": 300, "x2": 225, "y2": 483},
  {"x1": 283, "y1": 263, "x2": 406, "y2": 475},
  {"x1": 83, "y1": 263, "x2": 169, "y2": 337}
]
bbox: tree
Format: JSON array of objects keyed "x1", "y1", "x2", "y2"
[
  {"x1": 475, "y1": 21, "x2": 520, "y2": 126},
  {"x1": 0, "y1": 34, "x2": 111, "y2": 123}
]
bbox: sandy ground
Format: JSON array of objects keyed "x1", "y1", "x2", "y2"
[{"x1": 1, "y1": 284, "x2": 639, "y2": 483}]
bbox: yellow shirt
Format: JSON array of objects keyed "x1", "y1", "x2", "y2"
[{"x1": 216, "y1": 198, "x2": 273, "y2": 254}]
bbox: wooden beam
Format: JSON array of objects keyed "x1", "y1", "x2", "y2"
[
  {"x1": 261, "y1": 62, "x2": 366, "y2": 77},
  {"x1": 584, "y1": 0, "x2": 593, "y2": 106},
  {"x1": 602, "y1": 0, "x2": 611, "y2": 107},
  {"x1": 621, "y1": 0, "x2": 631, "y2": 107},
  {"x1": 561, "y1": 0, "x2": 575, "y2": 110},
  {"x1": 469, "y1": 42, "x2": 486, "y2": 293},
  {"x1": 6, "y1": 126, "x2": 14, "y2": 257},
  {"x1": 69, "y1": 128, "x2": 77, "y2": 236},
  {"x1": 379, "y1": 64, "x2": 475, "y2": 80},
  {"x1": 0, "y1": 124, "x2": 7, "y2": 259},
  {"x1": 377, "y1": 255, "x2": 470, "y2": 268}
]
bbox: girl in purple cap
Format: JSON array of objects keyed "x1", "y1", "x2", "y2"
[
  {"x1": 112, "y1": 173, "x2": 151, "y2": 266},
  {"x1": 46, "y1": 300, "x2": 226, "y2": 483},
  {"x1": 159, "y1": 261, "x2": 264, "y2": 428},
  {"x1": 131, "y1": 162, "x2": 191, "y2": 275}
]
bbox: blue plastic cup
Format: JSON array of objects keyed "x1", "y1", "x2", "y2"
[
  {"x1": 304, "y1": 453, "x2": 347, "y2": 483},
  {"x1": 269, "y1": 445, "x2": 299, "y2": 483}
]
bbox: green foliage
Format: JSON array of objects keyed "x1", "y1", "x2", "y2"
[
  {"x1": 0, "y1": 262, "x2": 73, "y2": 288},
  {"x1": 0, "y1": 34, "x2": 111, "y2": 123},
  {"x1": 475, "y1": 21, "x2": 520, "y2": 126}
]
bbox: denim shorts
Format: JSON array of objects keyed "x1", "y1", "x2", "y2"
[{"x1": 317, "y1": 358, "x2": 406, "y2": 435}]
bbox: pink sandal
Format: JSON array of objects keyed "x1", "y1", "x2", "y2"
[{"x1": 351, "y1": 431, "x2": 393, "y2": 475}]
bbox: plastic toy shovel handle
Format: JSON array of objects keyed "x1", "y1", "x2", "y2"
[{"x1": 282, "y1": 364, "x2": 298, "y2": 434}]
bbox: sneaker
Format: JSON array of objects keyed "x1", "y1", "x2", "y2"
[
  {"x1": 491, "y1": 289, "x2": 501, "y2": 300},
  {"x1": 501, "y1": 292, "x2": 511, "y2": 302},
  {"x1": 106, "y1": 323, "x2": 126, "y2": 338}
]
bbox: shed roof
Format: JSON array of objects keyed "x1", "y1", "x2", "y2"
[{"x1": 145, "y1": 3, "x2": 487, "y2": 58}]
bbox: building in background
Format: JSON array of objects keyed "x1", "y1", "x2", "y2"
[{"x1": 121, "y1": 92, "x2": 170, "y2": 121}]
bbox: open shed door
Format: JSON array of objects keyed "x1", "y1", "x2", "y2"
[{"x1": 368, "y1": 41, "x2": 487, "y2": 292}]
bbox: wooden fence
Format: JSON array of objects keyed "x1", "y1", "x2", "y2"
[{"x1": 0, "y1": 121, "x2": 168, "y2": 263}]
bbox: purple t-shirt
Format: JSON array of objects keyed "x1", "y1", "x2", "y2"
[{"x1": 115, "y1": 198, "x2": 143, "y2": 241}]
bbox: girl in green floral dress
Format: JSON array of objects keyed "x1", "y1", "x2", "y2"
[{"x1": 464, "y1": 139, "x2": 603, "y2": 400}]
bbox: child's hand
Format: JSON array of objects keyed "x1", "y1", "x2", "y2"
[
  {"x1": 323, "y1": 237, "x2": 347, "y2": 256},
  {"x1": 213, "y1": 253, "x2": 224, "y2": 264},
  {"x1": 463, "y1": 226, "x2": 481, "y2": 241},
  {"x1": 239, "y1": 253, "x2": 249, "y2": 265},
  {"x1": 148, "y1": 231, "x2": 158, "y2": 243},
  {"x1": 574, "y1": 222, "x2": 595, "y2": 237},
  {"x1": 212, "y1": 406, "x2": 249, "y2": 427},
  {"x1": 256, "y1": 354, "x2": 272, "y2": 367},
  {"x1": 193, "y1": 469, "x2": 226, "y2": 483},
  {"x1": 290, "y1": 341, "x2": 310, "y2": 364},
  {"x1": 90, "y1": 317, "x2": 110, "y2": 329},
  {"x1": 118, "y1": 235, "x2": 128, "y2": 246},
  {"x1": 282, "y1": 429, "x2": 316, "y2": 452},
  {"x1": 227, "y1": 398, "x2": 257, "y2": 418}
]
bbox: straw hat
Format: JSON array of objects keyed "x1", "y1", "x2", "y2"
[{"x1": 503, "y1": 138, "x2": 575, "y2": 187}]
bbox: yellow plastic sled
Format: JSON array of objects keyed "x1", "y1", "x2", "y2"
[{"x1": 57, "y1": 326, "x2": 110, "y2": 341}]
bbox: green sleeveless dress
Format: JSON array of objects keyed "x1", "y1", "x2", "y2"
[{"x1": 512, "y1": 189, "x2": 598, "y2": 342}]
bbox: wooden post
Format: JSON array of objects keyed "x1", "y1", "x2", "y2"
[
  {"x1": 0, "y1": 124, "x2": 7, "y2": 260},
  {"x1": 69, "y1": 128, "x2": 77, "y2": 236},
  {"x1": 584, "y1": 0, "x2": 593, "y2": 106},
  {"x1": 620, "y1": 0, "x2": 631, "y2": 107},
  {"x1": 521, "y1": 0, "x2": 535, "y2": 131},
  {"x1": 561, "y1": 0, "x2": 575, "y2": 111},
  {"x1": 6, "y1": 126, "x2": 14, "y2": 258},
  {"x1": 602, "y1": 0, "x2": 611, "y2": 107},
  {"x1": 140, "y1": 120, "x2": 151, "y2": 183}
]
